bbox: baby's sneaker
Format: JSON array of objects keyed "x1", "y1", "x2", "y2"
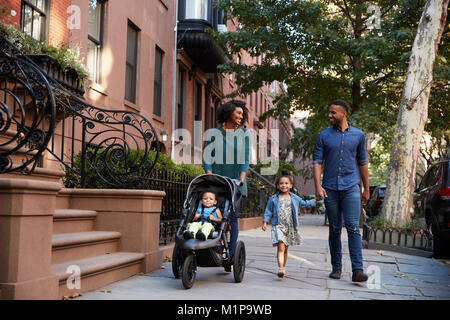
[
  {"x1": 183, "y1": 230, "x2": 193, "y2": 240},
  {"x1": 196, "y1": 231, "x2": 206, "y2": 241}
]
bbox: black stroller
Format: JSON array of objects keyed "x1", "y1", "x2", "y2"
[{"x1": 171, "y1": 174, "x2": 246, "y2": 289}]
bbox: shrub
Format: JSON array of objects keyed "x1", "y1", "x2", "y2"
[
  {"x1": 367, "y1": 216, "x2": 422, "y2": 232},
  {"x1": 63, "y1": 148, "x2": 205, "y2": 189}
]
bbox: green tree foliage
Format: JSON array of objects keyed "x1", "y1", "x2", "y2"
[{"x1": 211, "y1": 0, "x2": 449, "y2": 175}]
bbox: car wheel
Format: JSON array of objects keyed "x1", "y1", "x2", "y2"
[{"x1": 430, "y1": 216, "x2": 445, "y2": 259}]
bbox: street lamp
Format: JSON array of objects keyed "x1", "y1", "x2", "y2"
[{"x1": 160, "y1": 131, "x2": 168, "y2": 142}]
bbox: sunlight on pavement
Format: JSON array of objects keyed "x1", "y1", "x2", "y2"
[{"x1": 288, "y1": 253, "x2": 316, "y2": 267}]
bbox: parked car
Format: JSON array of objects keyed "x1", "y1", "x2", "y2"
[
  {"x1": 366, "y1": 185, "x2": 386, "y2": 218},
  {"x1": 413, "y1": 160, "x2": 450, "y2": 258}
]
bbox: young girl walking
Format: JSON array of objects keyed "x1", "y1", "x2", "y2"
[{"x1": 262, "y1": 173, "x2": 317, "y2": 278}]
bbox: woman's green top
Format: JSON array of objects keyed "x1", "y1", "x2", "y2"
[{"x1": 203, "y1": 126, "x2": 251, "y2": 197}]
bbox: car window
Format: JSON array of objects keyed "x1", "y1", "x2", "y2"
[
  {"x1": 419, "y1": 168, "x2": 432, "y2": 190},
  {"x1": 378, "y1": 188, "x2": 385, "y2": 198},
  {"x1": 428, "y1": 164, "x2": 442, "y2": 187}
]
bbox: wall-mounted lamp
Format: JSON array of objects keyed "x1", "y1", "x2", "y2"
[{"x1": 160, "y1": 131, "x2": 168, "y2": 142}]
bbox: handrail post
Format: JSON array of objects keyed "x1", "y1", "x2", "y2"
[{"x1": 80, "y1": 118, "x2": 87, "y2": 188}]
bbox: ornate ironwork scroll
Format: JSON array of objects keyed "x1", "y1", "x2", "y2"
[
  {"x1": 0, "y1": 33, "x2": 159, "y2": 188},
  {"x1": 0, "y1": 33, "x2": 56, "y2": 174}
]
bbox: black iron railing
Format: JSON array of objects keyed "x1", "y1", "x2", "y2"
[
  {"x1": 0, "y1": 33, "x2": 159, "y2": 188},
  {"x1": 363, "y1": 222, "x2": 432, "y2": 252},
  {"x1": 240, "y1": 167, "x2": 275, "y2": 217},
  {"x1": 153, "y1": 169, "x2": 195, "y2": 245},
  {"x1": 0, "y1": 35, "x2": 56, "y2": 174}
]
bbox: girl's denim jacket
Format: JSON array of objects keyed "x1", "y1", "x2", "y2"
[{"x1": 263, "y1": 192, "x2": 315, "y2": 227}]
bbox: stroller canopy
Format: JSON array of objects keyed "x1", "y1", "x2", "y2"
[{"x1": 183, "y1": 174, "x2": 241, "y2": 212}]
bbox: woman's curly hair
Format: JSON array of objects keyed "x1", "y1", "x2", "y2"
[{"x1": 216, "y1": 100, "x2": 249, "y2": 125}]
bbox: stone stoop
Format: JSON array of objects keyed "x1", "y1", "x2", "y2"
[
  {"x1": 52, "y1": 231, "x2": 121, "y2": 264},
  {"x1": 1, "y1": 162, "x2": 162, "y2": 299},
  {"x1": 53, "y1": 209, "x2": 97, "y2": 234},
  {"x1": 51, "y1": 209, "x2": 145, "y2": 298},
  {"x1": 51, "y1": 252, "x2": 145, "y2": 298}
]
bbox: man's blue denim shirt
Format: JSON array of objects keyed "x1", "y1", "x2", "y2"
[{"x1": 313, "y1": 124, "x2": 368, "y2": 191}]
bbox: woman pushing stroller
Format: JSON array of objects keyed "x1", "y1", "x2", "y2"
[{"x1": 203, "y1": 100, "x2": 250, "y2": 266}]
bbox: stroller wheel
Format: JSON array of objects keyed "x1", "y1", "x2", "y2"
[
  {"x1": 182, "y1": 254, "x2": 196, "y2": 289},
  {"x1": 233, "y1": 241, "x2": 246, "y2": 283},
  {"x1": 172, "y1": 243, "x2": 182, "y2": 279}
]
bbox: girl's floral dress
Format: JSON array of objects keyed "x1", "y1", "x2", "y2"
[{"x1": 271, "y1": 197, "x2": 303, "y2": 246}]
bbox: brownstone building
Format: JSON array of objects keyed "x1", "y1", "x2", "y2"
[
  {"x1": 1, "y1": 0, "x2": 283, "y2": 165},
  {"x1": 0, "y1": 0, "x2": 285, "y2": 299}
]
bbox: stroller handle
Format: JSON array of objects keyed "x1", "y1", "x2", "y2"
[{"x1": 233, "y1": 179, "x2": 244, "y2": 187}]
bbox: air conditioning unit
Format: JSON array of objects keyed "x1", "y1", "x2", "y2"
[{"x1": 217, "y1": 24, "x2": 227, "y2": 33}]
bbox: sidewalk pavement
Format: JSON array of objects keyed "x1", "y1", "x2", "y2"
[{"x1": 77, "y1": 215, "x2": 450, "y2": 300}]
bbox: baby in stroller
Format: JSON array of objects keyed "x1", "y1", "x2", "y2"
[
  {"x1": 183, "y1": 190, "x2": 223, "y2": 240},
  {"x1": 173, "y1": 174, "x2": 246, "y2": 289}
]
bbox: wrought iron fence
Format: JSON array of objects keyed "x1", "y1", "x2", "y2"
[
  {"x1": 240, "y1": 183, "x2": 270, "y2": 218},
  {"x1": 0, "y1": 33, "x2": 159, "y2": 188},
  {"x1": 0, "y1": 34, "x2": 56, "y2": 174},
  {"x1": 151, "y1": 169, "x2": 194, "y2": 245}
]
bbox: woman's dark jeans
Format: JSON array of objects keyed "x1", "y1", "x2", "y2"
[{"x1": 324, "y1": 184, "x2": 364, "y2": 271}]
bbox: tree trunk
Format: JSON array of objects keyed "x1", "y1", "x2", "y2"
[{"x1": 381, "y1": 0, "x2": 448, "y2": 226}]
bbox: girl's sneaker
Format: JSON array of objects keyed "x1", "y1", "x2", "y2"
[{"x1": 277, "y1": 268, "x2": 285, "y2": 278}]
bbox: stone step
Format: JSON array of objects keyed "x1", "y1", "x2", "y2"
[
  {"x1": 0, "y1": 165, "x2": 64, "y2": 184},
  {"x1": 0, "y1": 143, "x2": 39, "y2": 167},
  {"x1": 51, "y1": 252, "x2": 144, "y2": 298},
  {"x1": 53, "y1": 209, "x2": 97, "y2": 234},
  {"x1": 52, "y1": 231, "x2": 121, "y2": 264}
]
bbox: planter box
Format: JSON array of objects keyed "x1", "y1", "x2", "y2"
[
  {"x1": 239, "y1": 216, "x2": 262, "y2": 231},
  {"x1": 0, "y1": 54, "x2": 85, "y2": 124},
  {"x1": 363, "y1": 222, "x2": 433, "y2": 257},
  {"x1": 26, "y1": 54, "x2": 85, "y2": 97}
]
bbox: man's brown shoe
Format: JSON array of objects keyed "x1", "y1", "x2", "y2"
[
  {"x1": 352, "y1": 269, "x2": 368, "y2": 282},
  {"x1": 329, "y1": 269, "x2": 342, "y2": 279}
]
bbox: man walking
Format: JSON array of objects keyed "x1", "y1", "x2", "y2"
[{"x1": 313, "y1": 100, "x2": 370, "y2": 282}]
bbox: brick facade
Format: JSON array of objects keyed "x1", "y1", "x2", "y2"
[
  {"x1": 48, "y1": 0, "x2": 70, "y2": 47},
  {"x1": 0, "y1": 0, "x2": 70, "y2": 46},
  {"x1": 1, "y1": 0, "x2": 21, "y2": 27}
]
